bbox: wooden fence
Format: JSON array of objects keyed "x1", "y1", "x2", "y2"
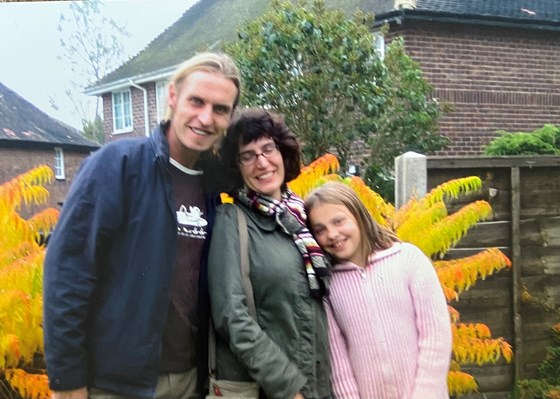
[{"x1": 426, "y1": 156, "x2": 560, "y2": 399}]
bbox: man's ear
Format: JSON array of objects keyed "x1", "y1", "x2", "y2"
[{"x1": 168, "y1": 83, "x2": 177, "y2": 111}]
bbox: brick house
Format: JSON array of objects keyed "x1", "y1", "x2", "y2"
[
  {"x1": 86, "y1": 0, "x2": 560, "y2": 156},
  {"x1": 375, "y1": 0, "x2": 560, "y2": 155},
  {"x1": 0, "y1": 82, "x2": 100, "y2": 212}
]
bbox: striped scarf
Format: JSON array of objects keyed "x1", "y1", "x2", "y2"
[{"x1": 236, "y1": 187, "x2": 330, "y2": 298}]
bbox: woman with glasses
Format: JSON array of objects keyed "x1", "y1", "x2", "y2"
[{"x1": 207, "y1": 108, "x2": 332, "y2": 399}]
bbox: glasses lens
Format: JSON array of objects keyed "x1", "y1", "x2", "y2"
[
  {"x1": 239, "y1": 153, "x2": 255, "y2": 165},
  {"x1": 262, "y1": 144, "x2": 277, "y2": 156}
]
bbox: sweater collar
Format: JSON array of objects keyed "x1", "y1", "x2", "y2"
[{"x1": 332, "y1": 242, "x2": 402, "y2": 272}]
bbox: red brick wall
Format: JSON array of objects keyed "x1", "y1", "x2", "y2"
[
  {"x1": 102, "y1": 92, "x2": 113, "y2": 142},
  {"x1": 131, "y1": 86, "x2": 146, "y2": 137},
  {"x1": 0, "y1": 147, "x2": 92, "y2": 215},
  {"x1": 389, "y1": 21, "x2": 560, "y2": 155},
  {"x1": 146, "y1": 81, "x2": 162, "y2": 131}
]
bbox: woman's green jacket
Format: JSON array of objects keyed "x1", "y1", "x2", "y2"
[{"x1": 208, "y1": 203, "x2": 332, "y2": 399}]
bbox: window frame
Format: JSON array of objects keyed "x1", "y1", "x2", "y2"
[
  {"x1": 373, "y1": 31, "x2": 385, "y2": 59},
  {"x1": 54, "y1": 147, "x2": 65, "y2": 180},
  {"x1": 112, "y1": 89, "x2": 133, "y2": 134}
]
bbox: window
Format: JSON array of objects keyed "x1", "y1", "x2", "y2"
[
  {"x1": 373, "y1": 31, "x2": 385, "y2": 59},
  {"x1": 54, "y1": 147, "x2": 65, "y2": 180},
  {"x1": 156, "y1": 81, "x2": 168, "y2": 123},
  {"x1": 112, "y1": 90, "x2": 133, "y2": 133}
]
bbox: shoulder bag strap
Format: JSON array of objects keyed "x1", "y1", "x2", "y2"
[
  {"x1": 208, "y1": 203, "x2": 256, "y2": 375},
  {"x1": 234, "y1": 204, "x2": 256, "y2": 319}
]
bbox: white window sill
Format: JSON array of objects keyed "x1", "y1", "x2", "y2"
[{"x1": 112, "y1": 127, "x2": 134, "y2": 135}]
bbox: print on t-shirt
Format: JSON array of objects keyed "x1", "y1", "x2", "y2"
[{"x1": 176, "y1": 204, "x2": 208, "y2": 239}]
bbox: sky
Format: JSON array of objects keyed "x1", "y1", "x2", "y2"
[{"x1": 0, "y1": 0, "x2": 198, "y2": 129}]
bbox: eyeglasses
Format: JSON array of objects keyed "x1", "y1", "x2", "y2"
[{"x1": 238, "y1": 143, "x2": 280, "y2": 166}]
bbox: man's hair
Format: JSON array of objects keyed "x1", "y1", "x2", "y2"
[
  {"x1": 220, "y1": 108, "x2": 302, "y2": 192},
  {"x1": 304, "y1": 182, "x2": 399, "y2": 261},
  {"x1": 163, "y1": 52, "x2": 241, "y2": 121}
]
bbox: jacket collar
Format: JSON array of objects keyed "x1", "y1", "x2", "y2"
[
  {"x1": 237, "y1": 202, "x2": 277, "y2": 232},
  {"x1": 151, "y1": 121, "x2": 171, "y2": 162}
]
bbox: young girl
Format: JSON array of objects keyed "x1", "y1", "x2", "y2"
[{"x1": 305, "y1": 182, "x2": 452, "y2": 399}]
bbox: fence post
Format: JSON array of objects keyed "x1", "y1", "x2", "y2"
[
  {"x1": 511, "y1": 166, "x2": 522, "y2": 383},
  {"x1": 395, "y1": 151, "x2": 427, "y2": 209}
]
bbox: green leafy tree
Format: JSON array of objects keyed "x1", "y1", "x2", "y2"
[
  {"x1": 50, "y1": 0, "x2": 130, "y2": 143},
  {"x1": 224, "y1": 0, "x2": 447, "y2": 173},
  {"x1": 224, "y1": 0, "x2": 386, "y2": 165}
]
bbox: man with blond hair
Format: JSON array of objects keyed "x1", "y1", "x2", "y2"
[{"x1": 44, "y1": 52, "x2": 241, "y2": 399}]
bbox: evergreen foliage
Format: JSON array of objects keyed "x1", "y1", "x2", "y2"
[
  {"x1": 518, "y1": 324, "x2": 560, "y2": 399},
  {"x1": 484, "y1": 124, "x2": 560, "y2": 156},
  {"x1": 81, "y1": 115, "x2": 104, "y2": 144}
]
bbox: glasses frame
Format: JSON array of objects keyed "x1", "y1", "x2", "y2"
[{"x1": 238, "y1": 143, "x2": 280, "y2": 166}]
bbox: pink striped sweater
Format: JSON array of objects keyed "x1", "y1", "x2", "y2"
[{"x1": 326, "y1": 242, "x2": 452, "y2": 399}]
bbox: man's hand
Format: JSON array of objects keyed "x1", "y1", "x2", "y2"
[
  {"x1": 293, "y1": 393, "x2": 305, "y2": 399},
  {"x1": 52, "y1": 387, "x2": 88, "y2": 399}
]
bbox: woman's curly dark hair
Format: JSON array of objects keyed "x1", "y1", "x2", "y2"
[{"x1": 219, "y1": 108, "x2": 302, "y2": 192}]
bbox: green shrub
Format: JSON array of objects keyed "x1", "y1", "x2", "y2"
[
  {"x1": 518, "y1": 324, "x2": 560, "y2": 399},
  {"x1": 539, "y1": 347, "x2": 560, "y2": 386},
  {"x1": 363, "y1": 163, "x2": 395, "y2": 203},
  {"x1": 518, "y1": 379, "x2": 551, "y2": 399},
  {"x1": 484, "y1": 124, "x2": 560, "y2": 155}
]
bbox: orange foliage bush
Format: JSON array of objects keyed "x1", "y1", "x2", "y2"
[{"x1": 0, "y1": 165, "x2": 58, "y2": 399}]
